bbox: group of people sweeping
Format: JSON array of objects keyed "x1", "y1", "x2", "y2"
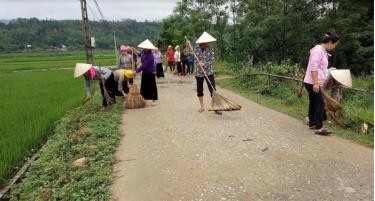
[
  {"x1": 74, "y1": 31, "x2": 231, "y2": 115},
  {"x1": 74, "y1": 30, "x2": 352, "y2": 135},
  {"x1": 74, "y1": 39, "x2": 159, "y2": 111}
]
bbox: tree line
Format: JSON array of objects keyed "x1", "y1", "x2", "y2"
[
  {"x1": 0, "y1": 18, "x2": 161, "y2": 52},
  {"x1": 156, "y1": 0, "x2": 373, "y2": 74}
]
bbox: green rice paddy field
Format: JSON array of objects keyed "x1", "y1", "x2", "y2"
[{"x1": 0, "y1": 50, "x2": 117, "y2": 188}]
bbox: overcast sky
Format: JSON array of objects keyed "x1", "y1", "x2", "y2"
[{"x1": 0, "y1": 0, "x2": 180, "y2": 21}]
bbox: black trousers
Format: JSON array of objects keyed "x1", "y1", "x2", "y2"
[
  {"x1": 176, "y1": 62, "x2": 182, "y2": 74},
  {"x1": 168, "y1": 61, "x2": 174, "y2": 72},
  {"x1": 99, "y1": 73, "x2": 116, "y2": 107},
  {"x1": 196, "y1": 75, "x2": 216, "y2": 97},
  {"x1": 182, "y1": 61, "x2": 189, "y2": 75},
  {"x1": 140, "y1": 73, "x2": 158, "y2": 100},
  {"x1": 304, "y1": 83, "x2": 327, "y2": 129},
  {"x1": 156, "y1": 63, "x2": 165, "y2": 78}
]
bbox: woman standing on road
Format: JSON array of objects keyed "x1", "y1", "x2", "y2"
[
  {"x1": 166, "y1": 45, "x2": 175, "y2": 73},
  {"x1": 188, "y1": 51, "x2": 195, "y2": 75},
  {"x1": 192, "y1": 32, "x2": 222, "y2": 115},
  {"x1": 181, "y1": 45, "x2": 189, "y2": 76},
  {"x1": 74, "y1": 63, "x2": 116, "y2": 111},
  {"x1": 174, "y1": 45, "x2": 182, "y2": 76},
  {"x1": 153, "y1": 46, "x2": 165, "y2": 79},
  {"x1": 134, "y1": 39, "x2": 158, "y2": 106},
  {"x1": 303, "y1": 32, "x2": 340, "y2": 135},
  {"x1": 117, "y1": 45, "x2": 134, "y2": 94}
]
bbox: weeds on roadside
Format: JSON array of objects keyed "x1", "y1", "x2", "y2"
[{"x1": 9, "y1": 93, "x2": 122, "y2": 200}]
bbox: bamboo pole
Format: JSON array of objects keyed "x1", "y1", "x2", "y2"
[{"x1": 246, "y1": 73, "x2": 374, "y2": 95}]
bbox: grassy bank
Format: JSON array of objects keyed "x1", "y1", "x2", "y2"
[
  {"x1": 215, "y1": 61, "x2": 374, "y2": 147},
  {"x1": 7, "y1": 94, "x2": 122, "y2": 200}
]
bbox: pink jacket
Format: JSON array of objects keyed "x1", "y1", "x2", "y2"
[{"x1": 303, "y1": 45, "x2": 329, "y2": 85}]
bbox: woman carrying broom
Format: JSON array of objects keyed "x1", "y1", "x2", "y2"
[
  {"x1": 303, "y1": 32, "x2": 340, "y2": 135},
  {"x1": 74, "y1": 63, "x2": 116, "y2": 111},
  {"x1": 133, "y1": 39, "x2": 158, "y2": 106},
  {"x1": 191, "y1": 32, "x2": 222, "y2": 115}
]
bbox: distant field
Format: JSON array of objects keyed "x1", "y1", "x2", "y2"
[
  {"x1": 0, "y1": 51, "x2": 104, "y2": 188},
  {"x1": 0, "y1": 50, "x2": 117, "y2": 71}
]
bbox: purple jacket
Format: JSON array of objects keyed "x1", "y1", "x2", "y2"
[{"x1": 136, "y1": 51, "x2": 155, "y2": 74}]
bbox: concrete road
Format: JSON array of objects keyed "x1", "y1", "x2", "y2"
[{"x1": 110, "y1": 74, "x2": 373, "y2": 201}]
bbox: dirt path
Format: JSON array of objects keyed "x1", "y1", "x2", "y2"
[{"x1": 110, "y1": 74, "x2": 373, "y2": 201}]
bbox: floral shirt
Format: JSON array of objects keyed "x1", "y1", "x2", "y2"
[{"x1": 194, "y1": 46, "x2": 214, "y2": 77}]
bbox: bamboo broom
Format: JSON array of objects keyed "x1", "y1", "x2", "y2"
[
  {"x1": 321, "y1": 87, "x2": 342, "y2": 112},
  {"x1": 185, "y1": 36, "x2": 241, "y2": 111},
  {"x1": 124, "y1": 49, "x2": 146, "y2": 109},
  {"x1": 99, "y1": 66, "x2": 114, "y2": 106}
]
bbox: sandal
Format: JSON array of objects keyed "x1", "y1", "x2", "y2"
[
  {"x1": 309, "y1": 125, "x2": 317, "y2": 129},
  {"x1": 315, "y1": 129, "x2": 332, "y2": 135},
  {"x1": 215, "y1": 111, "x2": 223, "y2": 115}
]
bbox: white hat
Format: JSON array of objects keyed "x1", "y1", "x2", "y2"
[
  {"x1": 74, "y1": 63, "x2": 92, "y2": 78},
  {"x1": 137, "y1": 39, "x2": 157, "y2": 50},
  {"x1": 330, "y1": 69, "x2": 352, "y2": 87},
  {"x1": 196, "y1": 31, "x2": 216, "y2": 44}
]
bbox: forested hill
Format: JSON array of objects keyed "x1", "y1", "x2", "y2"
[{"x1": 0, "y1": 18, "x2": 161, "y2": 51}]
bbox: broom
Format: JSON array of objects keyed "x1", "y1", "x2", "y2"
[
  {"x1": 321, "y1": 87, "x2": 342, "y2": 112},
  {"x1": 185, "y1": 36, "x2": 241, "y2": 111},
  {"x1": 99, "y1": 66, "x2": 114, "y2": 106},
  {"x1": 124, "y1": 50, "x2": 146, "y2": 109}
]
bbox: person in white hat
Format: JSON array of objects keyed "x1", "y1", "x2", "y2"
[
  {"x1": 174, "y1": 45, "x2": 182, "y2": 75},
  {"x1": 192, "y1": 31, "x2": 222, "y2": 115},
  {"x1": 303, "y1": 32, "x2": 340, "y2": 135},
  {"x1": 74, "y1": 63, "x2": 117, "y2": 110},
  {"x1": 134, "y1": 39, "x2": 158, "y2": 106}
]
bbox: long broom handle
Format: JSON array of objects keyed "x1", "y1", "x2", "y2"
[
  {"x1": 185, "y1": 36, "x2": 216, "y2": 91},
  {"x1": 99, "y1": 66, "x2": 114, "y2": 105},
  {"x1": 130, "y1": 48, "x2": 136, "y2": 81}
]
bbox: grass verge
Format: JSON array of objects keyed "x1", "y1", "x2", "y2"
[{"x1": 7, "y1": 93, "x2": 122, "y2": 200}]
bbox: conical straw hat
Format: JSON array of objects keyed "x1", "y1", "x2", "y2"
[
  {"x1": 330, "y1": 69, "x2": 352, "y2": 87},
  {"x1": 196, "y1": 31, "x2": 216, "y2": 44},
  {"x1": 74, "y1": 63, "x2": 92, "y2": 78},
  {"x1": 137, "y1": 39, "x2": 157, "y2": 50}
]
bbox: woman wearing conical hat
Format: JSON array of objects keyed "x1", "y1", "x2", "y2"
[
  {"x1": 74, "y1": 63, "x2": 116, "y2": 111},
  {"x1": 133, "y1": 39, "x2": 158, "y2": 106},
  {"x1": 193, "y1": 32, "x2": 222, "y2": 115},
  {"x1": 303, "y1": 32, "x2": 341, "y2": 135}
]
